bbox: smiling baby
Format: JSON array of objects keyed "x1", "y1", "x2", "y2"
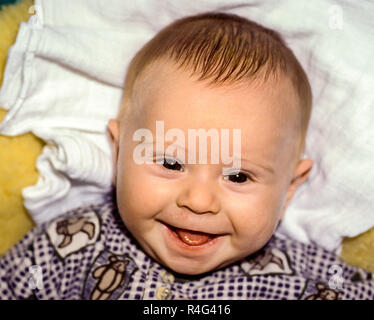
[{"x1": 1, "y1": 12, "x2": 373, "y2": 300}]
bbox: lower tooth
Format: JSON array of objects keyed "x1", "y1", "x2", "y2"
[{"x1": 175, "y1": 229, "x2": 212, "y2": 246}]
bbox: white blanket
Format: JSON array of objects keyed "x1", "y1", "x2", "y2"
[{"x1": 1, "y1": 0, "x2": 373, "y2": 253}]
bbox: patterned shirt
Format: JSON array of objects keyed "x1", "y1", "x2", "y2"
[{"x1": 0, "y1": 198, "x2": 373, "y2": 300}]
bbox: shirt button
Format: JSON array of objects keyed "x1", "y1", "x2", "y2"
[
  {"x1": 161, "y1": 270, "x2": 175, "y2": 284},
  {"x1": 156, "y1": 286, "x2": 172, "y2": 300}
]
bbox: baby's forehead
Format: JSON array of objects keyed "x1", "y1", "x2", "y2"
[
  {"x1": 136, "y1": 63, "x2": 299, "y2": 129},
  {"x1": 136, "y1": 58, "x2": 298, "y2": 107},
  {"x1": 126, "y1": 62, "x2": 301, "y2": 165}
]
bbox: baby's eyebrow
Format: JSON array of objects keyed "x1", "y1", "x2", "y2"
[{"x1": 240, "y1": 159, "x2": 275, "y2": 174}]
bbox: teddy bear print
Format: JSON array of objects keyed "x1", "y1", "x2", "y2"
[
  {"x1": 90, "y1": 255, "x2": 130, "y2": 300},
  {"x1": 56, "y1": 216, "x2": 95, "y2": 248},
  {"x1": 305, "y1": 282, "x2": 342, "y2": 300}
]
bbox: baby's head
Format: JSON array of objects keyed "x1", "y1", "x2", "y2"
[{"x1": 108, "y1": 12, "x2": 313, "y2": 275}]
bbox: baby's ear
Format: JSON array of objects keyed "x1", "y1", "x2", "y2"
[
  {"x1": 107, "y1": 119, "x2": 120, "y2": 185},
  {"x1": 280, "y1": 158, "x2": 314, "y2": 219},
  {"x1": 108, "y1": 118, "x2": 120, "y2": 139}
]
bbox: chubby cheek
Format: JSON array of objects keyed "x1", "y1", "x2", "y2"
[
  {"x1": 116, "y1": 154, "x2": 174, "y2": 232},
  {"x1": 228, "y1": 189, "x2": 284, "y2": 252}
]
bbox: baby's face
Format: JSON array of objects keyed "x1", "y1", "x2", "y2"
[{"x1": 108, "y1": 60, "x2": 313, "y2": 275}]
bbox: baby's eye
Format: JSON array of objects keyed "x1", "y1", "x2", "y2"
[
  {"x1": 161, "y1": 157, "x2": 183, "y2": 172},
  {"x1": 224, "y1": 171, "x2": 252, "y2": 184}
]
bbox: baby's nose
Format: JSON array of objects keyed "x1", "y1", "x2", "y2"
[{"x1": 176, "y1": 178, "x2": 221, "y2": 215}]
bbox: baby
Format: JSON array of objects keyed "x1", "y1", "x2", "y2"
[{"x1": 1, "y1": 12, "x2": 373, "y2": 300}]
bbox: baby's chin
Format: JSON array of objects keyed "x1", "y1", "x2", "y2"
[
  {"x1": 163, "y1": 260, "x2": 225, "y2": 276},
  {"x1": 154, "y1": 250, "x2": 240, "y2": 276},
  {"x1": 139, "y1": 243, "x2": 219, "y2": 275},
  {"x1": 130, "y1": 232, "x2": 228, "y2": 275},
  {"x1": 166, "y1": 261, "x2": 218, "y2": 276}
]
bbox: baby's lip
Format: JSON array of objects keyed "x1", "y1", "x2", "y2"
[{"x1": 160, "y1": 221, "x2": 222, "y2": 236}]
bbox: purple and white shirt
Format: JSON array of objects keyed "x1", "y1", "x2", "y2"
[{"x1": 0, "y1": 199, "x2": 373, "y2": 300}]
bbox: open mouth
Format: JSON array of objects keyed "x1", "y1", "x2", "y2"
[{"x1": 165, "y1": 223, "x2": 218, "y2": 246}]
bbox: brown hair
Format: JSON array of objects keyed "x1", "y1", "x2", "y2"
[{"x1": 118, "y1": 12, "x2": 312, "y2": 157}]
